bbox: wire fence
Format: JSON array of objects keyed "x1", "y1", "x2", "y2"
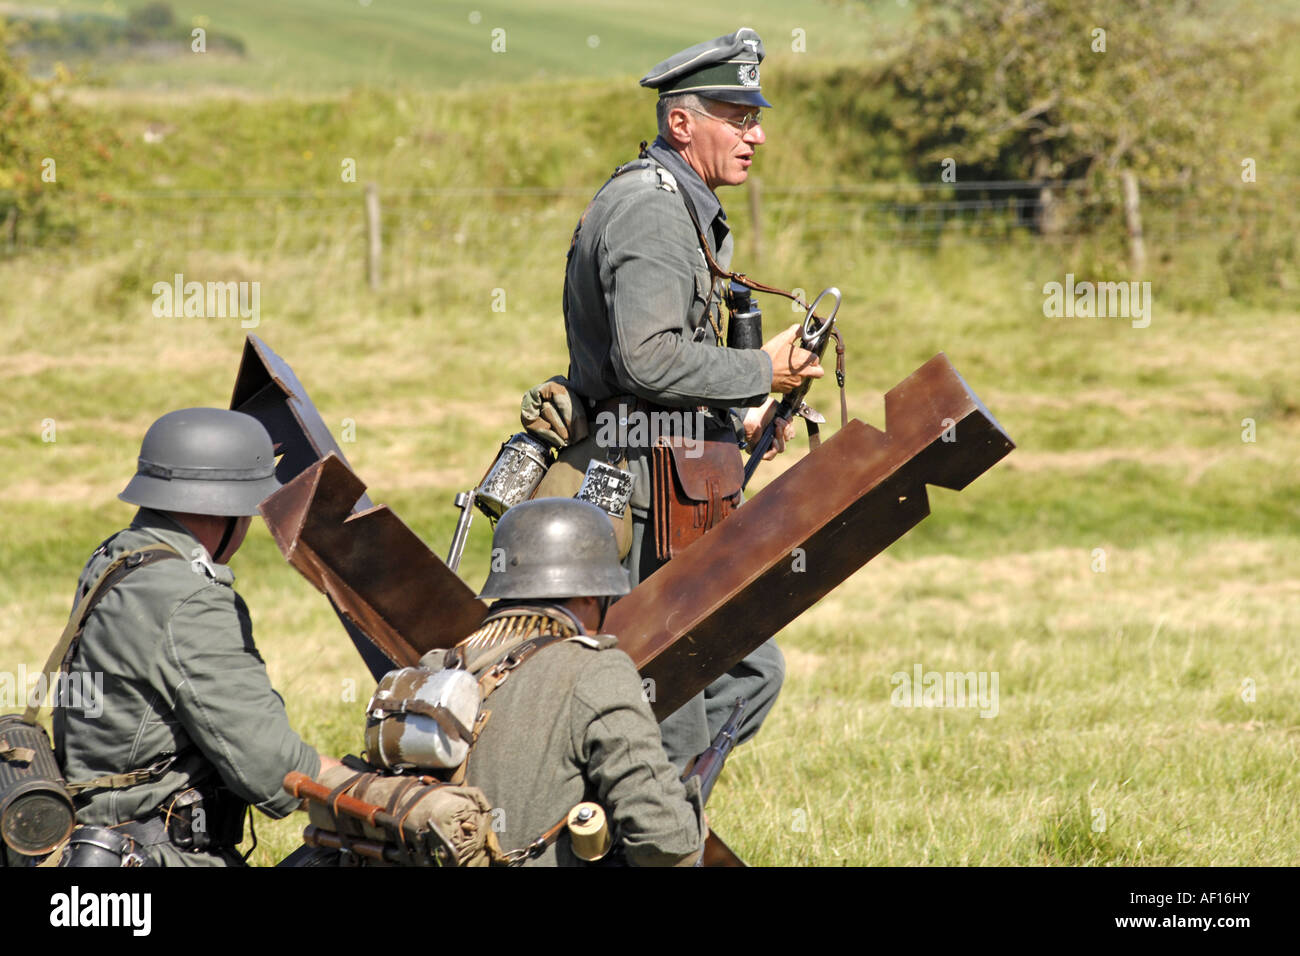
[{"x1": 1, "y1": 177, "x2": 1289, "y2": 287}]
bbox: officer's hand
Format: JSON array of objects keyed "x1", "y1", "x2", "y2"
[
  {"x1": 768, "y1": 416, "x2": 795, "y2": 460},
  {"x1": 763, "y1": 323, "x2": 825, "y2": 394},
  {"x1": 743, "y1": 399, "x2": 796, "y2": 460}
]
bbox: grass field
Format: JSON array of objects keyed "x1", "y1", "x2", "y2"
[
  {"x1": 3, "y1": 230, "x2": 1295, "y2": 865},
  {"x1": 1, "y1": 0, "x2": 1298, "y2": 867}
]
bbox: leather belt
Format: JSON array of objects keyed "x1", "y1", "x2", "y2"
[
  {"x1": 118, "y1": 814, "x2": 170, "y2": 847},
  {"x1": 588, "y1": 395, "x2": 654, "y2": 419},
  {"x1": 587, "y1": 395, "x2": 720, "y2": 420}
]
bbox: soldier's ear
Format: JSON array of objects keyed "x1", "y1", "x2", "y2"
[{"x1": 666, "y1": 106, "x2": 694, "y2": 146}]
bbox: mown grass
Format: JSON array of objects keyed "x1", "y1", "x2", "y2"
[{"x1": 3, "y1": 221, "x2": 1295, "y2": 865}]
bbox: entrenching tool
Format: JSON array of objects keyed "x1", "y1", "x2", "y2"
[
  {"x1": 606, "y1": 352, "x2": 1015, "y2": 721},
  {"x1": 259, "y1": 453, "x2": 486, "y2": 668}
]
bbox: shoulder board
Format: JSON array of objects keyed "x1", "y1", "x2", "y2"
[
  {"x1": 611, "y1": 159, "x2": 678, "y2": 194},
  {"x1": 566, "y1": 634, "x2": 618, "y2": 651},
  {"x1": 653, "y1": 166, "x2": 678, "y2": 193},
  {"x1": 186, "y1": 547, "x2": 233, "y2": 586}
]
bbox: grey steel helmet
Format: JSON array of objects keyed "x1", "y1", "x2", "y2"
[
  {"x1": 118, "y1": 408, "x2": 281, "y2": 517},
  {"x1": 478, "y1": 498, "x2": 631, "y2": 601}
]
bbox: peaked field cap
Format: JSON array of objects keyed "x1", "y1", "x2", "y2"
[{"x1": 640, "y1": 26, "x2": 772, "y2": 108}]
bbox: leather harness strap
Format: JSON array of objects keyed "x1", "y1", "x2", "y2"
[
  {"x1": 26, "y1": 544, "x2": 195, "y2": 796},
  {"x1": 25, "y1": 543, "x2": 184, "y2": 727},
  {"x1": 459, "y1": 608, "x2": 597, "y2": 864},
  {"x1": 678, "y1": 181, "x2": 849, "y2": 434}
]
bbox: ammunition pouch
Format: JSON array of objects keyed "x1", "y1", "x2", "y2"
[
  {"x1": 652, "y1": 436, "x2": 744, "y2": 561},
  {"x1": 162, "y1": 784, "x2": 245, "y2": 852},
  {"x1": 57, "y1": 784, "x2": 244, "y2": 867}
]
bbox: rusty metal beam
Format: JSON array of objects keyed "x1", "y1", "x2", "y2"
[
  {"x1": 606, "y1": 353, "x2": 1014, "y2": 720},
  {"x1": 229, "y1": 335, "x2": 399, "y2": 674},
  {"x1": 230, "y1": 333, "x2": 373, "y2": 510},
  {"x1": 260, "y1": 453, "x2": 487, "y2": 669}
]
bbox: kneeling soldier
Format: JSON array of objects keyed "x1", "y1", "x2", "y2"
[
  {"x1": 449, "y1": 497, "x2": 704, "y2": 866},
  {"x1": 56, "y1": 408, "x2": 337, "y2": 866}
]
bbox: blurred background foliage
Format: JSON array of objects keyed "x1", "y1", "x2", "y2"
[{"x1": 1, "y1": 0, "x2": 1294, "y2": 304}]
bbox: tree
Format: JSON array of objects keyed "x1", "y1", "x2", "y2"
[
  {"x1": 874, "y1": 0, "x2": 1268, "y2": 231},
  {"x1": 0, "y1": 20, "x2": 120, "y2": 249}
]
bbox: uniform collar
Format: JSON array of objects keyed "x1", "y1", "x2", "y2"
[
  {"x1": 128, "y1": 508, "x2": 236, "y2": 585},
  {"x1": 646, "y1": 136, "x2": 730, "y2": 251}
]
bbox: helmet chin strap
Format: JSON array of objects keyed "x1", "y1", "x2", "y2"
[
  {"x1": 213, "y1": 516, "x2": 239, "y2": 563},
  {"x1": 597, "y1": 596, "x2": 612, "y2": 633}
]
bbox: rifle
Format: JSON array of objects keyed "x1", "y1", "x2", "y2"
[
  {"x1": 743, "y1": 286, "x2": 843, "y2": 491},
  {"x1": 683, "y1": 697, "x2": 747, "y2": 806},
  {"x1": 681, "y1": 698, "x2": 748, "y2": 868}
]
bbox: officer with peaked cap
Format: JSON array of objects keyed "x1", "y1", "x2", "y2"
[
  {"x1": 436, "y1": 498, "x2": 704, "y2": 866},
  {"x1": 560, "y1": 28, "x2": 824, "y2": 769},
  {"x1": 55, "y1": 408, "x2": 338, "y2": 865},
  {"x1": 639, "y1": 26, "x2": 774, "y2": 107}
]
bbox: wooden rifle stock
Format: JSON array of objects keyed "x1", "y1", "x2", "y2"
[{"x1": 701, "y1": 831, "x2": 746, "y2": 868}]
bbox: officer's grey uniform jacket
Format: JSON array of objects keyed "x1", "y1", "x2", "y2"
[
  {"x1": 452, "y1": 631, "x2": 704, "y2": 867},
  {"x1": 58, "y1": 509, "x2": 320, "y2": 832},
  {"x1": 563, "y1": 136, "x2": 772, "y2": 515},
  {"x1": 562, "y1": 137, "x2": 787, "y2": 769}
]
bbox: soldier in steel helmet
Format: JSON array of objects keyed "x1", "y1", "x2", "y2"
[
  {"x1": 56, "y1": 407, "x2": 339, "y2": 866},
  {"x1": 561, "y1": 27, "x2": 824, "y2": 768},
  {"x1": 436, "y1": 497, "x2": 704, "y2": 866}
]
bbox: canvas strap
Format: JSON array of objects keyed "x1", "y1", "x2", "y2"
[
  {"x1": 23, "y1": 544, "x2": 183, "y2": 727},
  {"x1": 25, "y1": 543, "x2": 185, "y2": 794}
]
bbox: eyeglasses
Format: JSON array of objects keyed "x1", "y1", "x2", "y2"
[{"x1": 683, "y1": 106, "x2": 763, "y2": 133}]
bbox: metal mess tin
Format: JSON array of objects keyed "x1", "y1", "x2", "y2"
[
  {"x1": 365, "y1": 667, "x2": 482, "y2": 772},
  {"x1": 475, "y1": 432, "x2": 554, "y2": 518}
]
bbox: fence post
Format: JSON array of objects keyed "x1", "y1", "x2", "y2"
[
  {"x1": 365, "y1": 182, "x2": 382, "y2": 290},
  {"x1": 1121, "y1": 170, "x2": 1145, "y2": 276},
  {"x1": 3, "y1": 206, "x2": 18, "y2": 252}
]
